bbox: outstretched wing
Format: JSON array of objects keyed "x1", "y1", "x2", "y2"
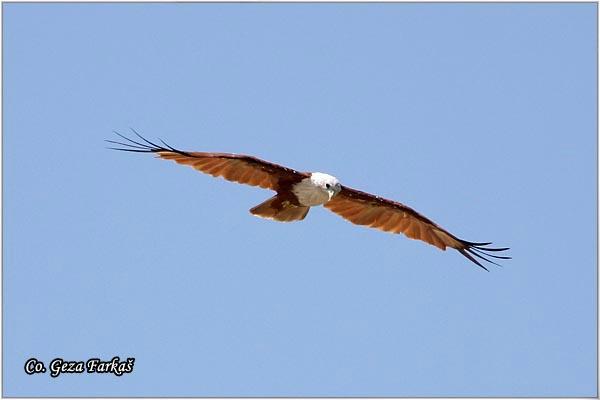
[
  {"x1": 107, "y1": 130, "x2": 309, "y2": 191},
  {"x1": 325, "y1": 186, "x2": 510, "y2": 270}
]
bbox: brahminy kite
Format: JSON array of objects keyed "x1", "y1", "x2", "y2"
[{"x1": 108, "y1": 131, "x2": 510, "y2": 270}]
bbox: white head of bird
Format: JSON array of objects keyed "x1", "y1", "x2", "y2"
[
  {"x1": 311, "y1": 172, "x2": 342, "y2": 199},
  {"x1": 291, "y1": 172, "x2": 342, "y2": 206}
]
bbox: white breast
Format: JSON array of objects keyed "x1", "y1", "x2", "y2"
[{"x1": 292, "y1": 178, "x2": 330, "y2": 206}]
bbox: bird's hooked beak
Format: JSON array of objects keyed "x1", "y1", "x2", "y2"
[{"x1": 327, "y1": 183, "x2": 342, "y2": 200}]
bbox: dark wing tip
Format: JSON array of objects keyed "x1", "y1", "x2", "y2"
[
  {"x1": 106, "y1": 130, "x2": 191, "y2": 156},
  {"x1": 458, "y1": 248, "x2": 490, "y2": 271},
  {"x1": 458, "y1": 240, "x2": 510, "y2": 270}
]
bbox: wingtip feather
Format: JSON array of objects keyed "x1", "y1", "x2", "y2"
[{"x1": 457, "y1": 239, "x2": 510, "y2": 270}]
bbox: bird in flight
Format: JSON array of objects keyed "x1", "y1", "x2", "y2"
[{"x1": 108, "y1": 130, "x2": 510, "y2": 270}]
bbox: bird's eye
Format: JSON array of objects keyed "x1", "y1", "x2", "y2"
[{"x1": 326, "y1": 184, "x2": 331, "y2": 189}]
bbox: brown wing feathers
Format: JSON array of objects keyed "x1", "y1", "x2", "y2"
[
  {"x1": 107, "y1": 130, "x2": 307, "y2": 191},
  {"x1": 109, "y1": 131, "x2": 509, "y2": 270},
  {"x1": 325, "y1": 187, "x2": 510, "y2": 271}
]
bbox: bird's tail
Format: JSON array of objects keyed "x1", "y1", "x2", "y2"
[{"x1": 250, "y1": 195, "x2": 310, "y2": 222}]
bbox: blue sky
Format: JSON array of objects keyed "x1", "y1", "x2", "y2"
[{"x1": 3, "y1": 3, "x2": 596, "y2": 397}]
